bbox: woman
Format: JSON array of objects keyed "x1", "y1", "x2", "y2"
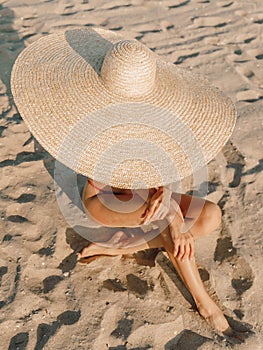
[
  {"x1": 11, "y1": 27, "x2": 244, "y2": 340},
  {"x1": 78, "y1": 177, "x2": 229, "y2": 334}
]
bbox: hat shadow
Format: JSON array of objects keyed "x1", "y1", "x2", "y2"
[
  {"x1": 35, "y1": 137, "x2": 86, "y2": 212},
  {"x1": 65, "y1": 28, "x2": 114, "y2": 74},
  {"x1": 36, "y1": 140, "x2": 150, "y2": 236}
]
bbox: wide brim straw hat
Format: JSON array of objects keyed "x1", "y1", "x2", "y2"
[{"x1": 11, "y1": 27, "x2": 237, "y2": 189}]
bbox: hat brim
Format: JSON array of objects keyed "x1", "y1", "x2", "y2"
[{"x1": 11, "y1": 27, "x2": 237, "y2": 189}]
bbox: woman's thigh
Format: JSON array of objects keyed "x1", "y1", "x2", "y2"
[{"x1": 171, "y1": 192, "x2": 207, "y2": 220}]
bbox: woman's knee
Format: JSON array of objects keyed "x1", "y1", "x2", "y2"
[{"x1": 199, "y1": 201, "x2": 222, "y2": 235}]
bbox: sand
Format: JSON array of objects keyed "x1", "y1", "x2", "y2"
[{"x1": 0, "y1": 0, "x2": 262, "y2": 349}]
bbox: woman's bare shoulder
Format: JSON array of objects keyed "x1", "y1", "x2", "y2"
[
  {"x1": 81, "y1": 179, "x2": 98, "y2": 202},
  {"x1": 81, "y1": 179, "x2": 121, "y2": 203}
]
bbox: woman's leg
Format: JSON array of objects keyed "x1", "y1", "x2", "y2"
[
  {"x1": 160, "y1": 225, "x2": 230, "y2": 332},
  {"x1": 171, "y1": 192, "x2": 222, "y2": 239},
  {"x1": 78, "y1": 224, "x2": 230, "y2": 332},
  {"x1": 78, "y1": 229, "x2": 163, "y2": 257},
  {"x1": 79, "y1": 192, "x2": 221, "y2": 258}
]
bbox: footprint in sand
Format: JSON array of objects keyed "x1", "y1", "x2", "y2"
[
  {"x1": 126, "y1": 273, "x2": 149, "y2": 299},
  {"x1": 235, "y1": 66, "x2": 255, "y2": 80},
  {"x1": 221, "y1": 140, "x2": 245, "y2": 188},
  {"x1": 42, "y1": 275, "x2": 64, "y2": 294},
  {"x1": 236, "y1": 49, "x2": 263, "y2": 88},
  {"x1": 27, "y1": 310, "x2": 80, "y2": 350},
  {"x1": 0, "y1": 266, "x2": 8, "y2": 287},
  {"x1": 37, "y1": 229, "x2": 57, "y2": 257},
  {"x1": 0, "y1": 255, "x2": 21, "y2": 309},
  {"x1": 94, "y1": 303, "x2": 187, "y2": 349},
  {"x1": 8, "y1": 332, "x2": 29, "y2": 350},
  {"x1": 231, "y1": 258, "x2": 254, "y2": 297},
  {"x1": 102, "y1": 278, "x2": 127, "y2": 292},
  {"x1": 208, "y1": 140, "x2": 255, "y2": 323},
  {"x1": 212, "y1": 217, "x2": 254, "y2": 315},
  {"x1": 110, "y1": 315, "x2": 134, "y2": 341},
  {"x1": 165, "y1": 329, "x2": 213, "y2": 349},
  {"x1": 125, "y1": 316, "x2": 185, "y2": 349},
  {"x1": 92, "y1": 304, "x2": 131, "y2": 348},
  {"x1": 193, "y1": 16, "x2": 228, "y2": 28}
]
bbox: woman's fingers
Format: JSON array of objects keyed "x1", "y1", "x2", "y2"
[
  {"x1": 189, "y1": 240, "x2": 195, "y2": 260},
  {"x1": 173, "y1": 234, "x2": 195, "y2": 261},
  {"x1": 145, "y1": 187, "x2": 172, "y2": 223},
  {"x1": 150, "y1": 203, "x2": 165, "y2": 221},
  {"x1": 143, "y1": 197, "x2": 162, "y2": 224},
  {"x1": 181, "y1": 242, "x2": 190, "y2": 261},
  {"x1": 176, "y1": 243, "x2": 185, "y2": 260},
  {"x1": 188, "y1": 232, "x2": 195, "y2": 260},
  {"x1": 173, "y1": 240, "x2": 180, "y2": 257}
]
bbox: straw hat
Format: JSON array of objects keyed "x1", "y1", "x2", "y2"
[{"x1": 11, "y1": 27, "x2": 237, "y2": 189}]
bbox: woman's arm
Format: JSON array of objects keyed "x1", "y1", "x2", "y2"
[{"x1": 83, "y1": 192, "x2": 150, "y2": 227}]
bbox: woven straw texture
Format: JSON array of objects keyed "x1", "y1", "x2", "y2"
[{"x1": 11, "y1": 27, "x2": 237, "y2": 189}]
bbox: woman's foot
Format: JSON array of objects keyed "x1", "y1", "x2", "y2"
[
  {"x1": 197, "y1": 301, "x2": 229, "y2": 333},
  {"x1": 198, "y1": 302, "x2": 252, "y2": 343},
  {"x1": 77, "y1": 230, "x2": 130, "y2": 260},
  {"x1": 77, "y1": 254, "x2": 116, "y2": 265}
]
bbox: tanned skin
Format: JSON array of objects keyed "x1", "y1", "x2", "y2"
[{"x1": 78, "y1": 179, "x2": 244, "y2": 339}]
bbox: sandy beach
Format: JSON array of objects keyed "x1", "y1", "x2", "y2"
[{"x1": 0, "y1": 0, "x2": 262, "y2": 349}]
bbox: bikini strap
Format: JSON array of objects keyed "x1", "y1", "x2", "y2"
[{"x1": 88, "y1": 179, "x2": 109, "y2": 193}]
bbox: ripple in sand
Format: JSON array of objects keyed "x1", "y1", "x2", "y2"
[
  {"x1": 236, "y1": 90, "x2": 263, "y2": 102},
  {"x1": 246, "y1": 48, "x2": 263, "y2": 59},
  {"x1": 219, "y1": 1, "x2": 234, "y2": 7},
  {"x1": 253, "y1": 18, "x2": 263, "y2": 24},
  {"x1": 193, "y1": 16, "x2": 228, "y2": 28}
]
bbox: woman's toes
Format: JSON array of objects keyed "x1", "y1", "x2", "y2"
[{"x1": 205, "y1": 312, "x2": 229, "y2": 333}]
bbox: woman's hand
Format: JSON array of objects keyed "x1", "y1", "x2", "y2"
[
  {"x1": 170, "y1": 228, "x2": 195, "y2": 261},
  {"x1": 167, "y1": 198, "x2": 195, "y2": 261},
  {"x1": 140, "y1": 190, "x2": 194, "y2": 260},
  {"x1": 141, "y1": 185, "x2": 173, "y2": 224}
]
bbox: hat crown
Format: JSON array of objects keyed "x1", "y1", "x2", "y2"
[{"x1": 100, "y1": 40, "x2": 156, "y2": 97}]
